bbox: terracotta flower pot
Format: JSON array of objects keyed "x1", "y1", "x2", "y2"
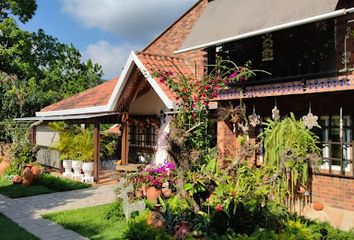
[
  {"x1": 162, "y1": 188, "x2": 172, "y2": 198},
  {"x1": 146, "y1": 186, "x2": 161, "y2": 204},
  {"x1": 31, "y1": 166, "x2": 42, "y2": 180},
  {"x1": 0, "y1": 161, "x2": 10, "y2": 176},
  {"x1": 313, "y1": 201, "x2": 324, "y2": 211},
  {"x1": 12, "y1": 175, "x2": 22, "y2": 184},
  {"x1": 22, "y1": 167, "x2": 33, "y2": 186}
]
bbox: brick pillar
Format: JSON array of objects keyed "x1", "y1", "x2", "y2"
[{"x1": 217, "y1": 120, "x2": 238, "y2": 161}]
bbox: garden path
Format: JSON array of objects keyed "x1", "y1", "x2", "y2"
[{"x1": 0, "y1": 184, "x2": 116, "y2": 240}]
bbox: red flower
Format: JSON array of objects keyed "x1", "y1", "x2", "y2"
[
  {"x1": 211, "y1": 92, "x2": 218, "y2": 98},
  {"x1": 215, "y1": 204, "x2": 223, "y2": 212},
  {"x1": 165, "y1": 71, "x2": 173, "y2": 77},
  {"x1": 204, "y1": 84, "x2": 211, "y2": 90},
  {"x1": 159, "y1": 77, "x2": 166, "y2": 83}
]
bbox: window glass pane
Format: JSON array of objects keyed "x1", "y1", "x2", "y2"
[
  {"x1": 319, "y1": 116, "x2": 329, "y2": 127},
  {"x1": 344, "y1": 129, "x2": 352, "y2": 143},
  {"x1": 331, "y1": 143, "x2": 341, "y2": 159},
  {"x1": 330, "y1": 128, "x2": 340, "y2": 142},
  {"x1": 331, "y1": 116, "x2": 340, "y2": 127},
  {"x1": 343, "y1": 115, "x2": 351, "y2": 127}
]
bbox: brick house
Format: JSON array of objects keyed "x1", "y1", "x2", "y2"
[
  {"x1": 173, "y1": 0, "x2": 354, "y2": 214},
  {"x1": 23, "y1": 0, "x2": 353, "y2": 220}
]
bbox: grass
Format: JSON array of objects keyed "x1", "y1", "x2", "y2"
[
  {"x1": 43, "y1": 203, "x2": 127, "y2": 240},
  {"x1": 0, "y1": 213, "x2": 39, "y2": 240},
  {"x1": 0, "y1": 174, "x2": 90, "y2": 198}
]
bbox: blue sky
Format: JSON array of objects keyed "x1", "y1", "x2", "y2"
[{"x1": 20, "y1": 0, "x2": 197, "y2": 79}]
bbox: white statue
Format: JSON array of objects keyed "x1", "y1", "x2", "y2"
[{"x1": 154, "y1": 115, "x2": 172, "y2": 165}]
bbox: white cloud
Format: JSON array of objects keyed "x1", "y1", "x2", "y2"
[
  {"x1": 60, "y1": 0, "x2": 197, "y2": 43},
  {"x1": 83, "y1": 40, "x2": 139, "y2": 79}
]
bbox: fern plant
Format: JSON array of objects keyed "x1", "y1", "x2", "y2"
[{"x1": 259, "y1": 113, "x2": 320, "y2": 204}]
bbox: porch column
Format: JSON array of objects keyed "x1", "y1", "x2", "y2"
[
  {"x1": 93, "y1": 122, "x2": 100, "y2": 183},
  {"x1": 121, "y1": 112, "x2": 129, "y2": 165}
]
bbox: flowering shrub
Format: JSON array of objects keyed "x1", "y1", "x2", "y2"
[
  {"x1": 135, "y1": 161, "x2": 176, "y2": 189},
  {"x1": 154, "y1": 59, "x2": 256, "y2": 151}
]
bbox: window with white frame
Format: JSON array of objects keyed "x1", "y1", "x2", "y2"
[{"x1": 318, "y1": 115, "x2": 353, "y2": 177}]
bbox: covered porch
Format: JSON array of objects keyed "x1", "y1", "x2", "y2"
[{"x1": 18, "y1": 51, "x2": 195, "y2": 183}]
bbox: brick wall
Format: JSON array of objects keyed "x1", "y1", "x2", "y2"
[
  {"x1": 143, "y1": 0, "x2": 208, "y2": 77},
  {"x1": 312, "y1": 174, "x2": 354, "y2": 211}
]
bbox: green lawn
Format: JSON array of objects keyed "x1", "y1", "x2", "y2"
[
  {"x1": 43, "y1": 203, "x2": 127, "y2": 240},
  {"x1": 0, "y1": 213, "x2": 39, "y2": 240},
  {"x1": 0, "y1": 174, "x2": 90, "y2": 198}
]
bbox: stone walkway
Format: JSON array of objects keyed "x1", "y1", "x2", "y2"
[
  {"x1": 0, "y1": 184, "x2": 116, "y2": 240},
  {"x1": 303, "y1": 204, "x2": 354, "y2": 231}
]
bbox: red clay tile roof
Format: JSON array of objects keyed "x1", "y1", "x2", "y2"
[
  {"x1": 136, "y1": 52, "x2": 195, "y2": 101},
  {"x1": 40, "y1": 52, "x2": 196, "y2": 113},
  {"x1": 41, "y1": 77, "x2": 118, "y2": 112}
]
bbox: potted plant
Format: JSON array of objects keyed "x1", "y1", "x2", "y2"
[
  {"x1": 137, "y1": 161, "x2": 176, "y2": 204},
  {"x1": 75, "y1": 128, "x2": 95, "y2": 182},
  {"x1": 49, "y1": 122, "x2": 76, "y2": 178}
]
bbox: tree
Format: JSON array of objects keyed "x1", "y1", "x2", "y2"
[
  {"x1": 0, "y1": 0, "x2": 104, "y2": 134},
  {"x1": 0, "y1": 0, "x2": 37, "y2": 23},
  {"x1": 0, "y1": 19, "x2": 103, "y2": 120}
]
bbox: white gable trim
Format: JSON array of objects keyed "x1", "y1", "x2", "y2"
[
  {"x1": 131, "y1": 52, "x2": 174, "y2": 109},
  {"x1": 36, "y1": 51, "x2": 173, "y2": 117}
]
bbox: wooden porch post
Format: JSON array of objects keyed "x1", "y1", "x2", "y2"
[
  {"x1": 121, "y1": 113, "x2": 129, "y2": 165},
  {"x1": 94, "y1": 122, "x2": 100, "y2": 183}
]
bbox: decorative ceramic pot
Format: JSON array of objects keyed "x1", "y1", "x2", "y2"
[
  {"x1": 72, "y1": 160, "x2": 83, "y2": 179},
  {"x1": 22, "y1": 167, "x2": 33, "y2": 186},
  {"x1": 31, "y1": 166, "x2": 42, "y2": 180},
  {"x1": 12, "y1": 175, "x2": 22, "y2": 184},
  {"x1": 146, "y1": 186, "x2": 161, "y2": 204},
  {"x1": 162, "y1": 188, "x2": 172, "y2": 198},
  {"x1": 82, "y1": 162, "x2": 94, "y2": 182},
  {"x1": 62, "y1": 160, "x2": 72, "y2": 177}
]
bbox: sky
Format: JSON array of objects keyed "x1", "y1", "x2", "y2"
[{"x1": 20, "y1": 0, "x2": 198, "y2": 79}]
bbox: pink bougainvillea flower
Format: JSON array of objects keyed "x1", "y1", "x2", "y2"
[
  {"x1": 204, "y1": 84, "x2": 211, "y2": 90},
  {"x1": 159, "y1": 77, "x2": 166, "y2": 83},
  {"x1": 229, "y1": 72, "x2": 238, "y2": 79},
  {"x1": 165, "y1": 71, "x2": 173, "y2": 77},
  {"x1": 215, "y1": 204, "x2": 223, "y2": 212},
  {"x1": 211, "y1": 92, "x2": 218, "y2": 98}
]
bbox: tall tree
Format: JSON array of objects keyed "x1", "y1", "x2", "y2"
[
  {"x1": 0, "y1": 0, "x2": 37, "y2": 23},
  {"x1": 0, "y1": 0, "x2": 104, "y2": 124}
]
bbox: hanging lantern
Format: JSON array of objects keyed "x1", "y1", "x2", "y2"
[
  {"x1": 272, "y1": 98, "x2": 280, "y2": 121},
  {"x1": 302, "y1": 103, "x2": 319, "y2": 129},
  {"x1": 272, "y1": 106, "x2": 280, "y2": 121},
  {"x1": 248, "y1": 105, "x2": 261, "y2": 127}
]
